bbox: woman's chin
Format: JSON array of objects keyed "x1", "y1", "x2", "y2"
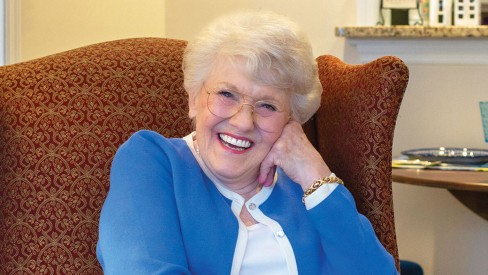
[{"x1": 212, "y1": 165, "x2": 259, "y2": 184}]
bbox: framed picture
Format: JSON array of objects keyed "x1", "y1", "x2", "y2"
[{"x1": 383, "y1": 0, "x2": 418, "y2": 9}]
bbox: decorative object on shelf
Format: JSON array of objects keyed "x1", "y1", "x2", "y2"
[
  {"x1": 454, "y1": 0, "x2": 481, "y2": 26},
  {"x1": 480, "y1": 101, "x2": 488, "y2": 143},
  {"x1": 419, "y1": 0, "x2": 431, "y2": 25},
  {"x1": 378, "y1": 0, "x2": 423, "y2": 25},
  {"x1": 483, "y1": 2, "x2": 488, "y2": 25},
  {"x1": 430, "y1": 0, "x2": 453, "y2": 25}
]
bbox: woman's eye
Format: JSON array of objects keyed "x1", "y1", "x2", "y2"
[
  {"x1": 217, "y1": 90, "x2": 236, "y2": 99},
  {"x1": 257, "y1": 102, "x2": 278, "y2": 112}
]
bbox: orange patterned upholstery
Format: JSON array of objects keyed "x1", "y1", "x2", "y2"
[
  {"x1": 0, "y1": 38, "x2": 192, "y2": 274},
  {"x1": 0, "y1": 38, "x2": 408, "y2": 273},
  {"x1": 305, "y1": 55, "x2": 409, "y2": 269}
]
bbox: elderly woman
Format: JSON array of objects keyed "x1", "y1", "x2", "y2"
[{"x1": 97, "y1": 11, "x2": 398, "y2": 275}]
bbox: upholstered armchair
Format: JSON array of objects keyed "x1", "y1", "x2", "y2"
[{"x1": 0, "y1": 38, "x2": 408, "y2": 274}]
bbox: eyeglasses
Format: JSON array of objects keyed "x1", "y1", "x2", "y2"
[{"x1": 206, "y1": 89, "x2": 289, "y2": 133}]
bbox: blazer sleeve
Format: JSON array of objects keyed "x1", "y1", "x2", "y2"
[
  {"x1": 306, "y1": 184, "x2": 399, "y2": 275},
  {"x1": 96, "y1": 131, "x2": 190, "y2": 274}
]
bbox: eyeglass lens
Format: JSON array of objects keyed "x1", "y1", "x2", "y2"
[{"x1": 207, "y1": 90, "x2": 288, "y2": 132}]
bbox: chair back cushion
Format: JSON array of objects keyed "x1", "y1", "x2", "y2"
[
  {"x1": 0, "y1": 38, "x2": 192, "y2": 274},
  {"x1": 310, "y1": 55, "x2": 409, "y2": 268}
]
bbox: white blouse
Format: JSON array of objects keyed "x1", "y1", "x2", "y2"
[{"x1": 240, "y1": 223, "x2": 289, "y2": 275}]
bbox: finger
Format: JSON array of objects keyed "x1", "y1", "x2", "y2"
[
  {"x1": 258, "y1": 164, "x2": 272, "y2": 184},
  {"x1": 262, "y1": 165, "x2": 276, "y2": 187},
  {"x1": 259, "y1": 155, "x2": 275, "y2": 185}
]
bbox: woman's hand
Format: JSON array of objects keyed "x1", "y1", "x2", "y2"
[{"x1": 258, "y1": 121, "x2": 332, "y2": 190}]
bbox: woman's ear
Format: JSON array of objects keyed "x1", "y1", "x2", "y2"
[{"x1": 188, "y1": 93, "x2": 199, "y2": 118}]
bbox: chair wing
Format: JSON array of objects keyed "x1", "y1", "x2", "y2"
[
  {"x1": 308, "y1": 55, "x2": 409, "y2": 268},
  {"x1": 0, "y1": 38, "x2": 192, "y2": 274}
]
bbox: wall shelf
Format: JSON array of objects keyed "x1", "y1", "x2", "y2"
[{"x1": 336, "y1": 26, "x2": 488, "y2": 65}]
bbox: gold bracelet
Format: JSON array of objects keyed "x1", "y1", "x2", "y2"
[{"x1": 302, "y1": 174, "x2": 344, "y2": 204}]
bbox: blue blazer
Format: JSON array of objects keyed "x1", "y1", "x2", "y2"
[{"x1": 97, "y1": 130, "x2": 398, "y2": 274}]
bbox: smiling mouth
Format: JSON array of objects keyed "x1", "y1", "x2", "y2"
[{"x1": 219, "y1": 133, "x2": 253, "y2": 151}]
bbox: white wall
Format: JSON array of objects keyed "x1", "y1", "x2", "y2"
[
  {"x1": 165, "y1": 0, "x2": 355, "y2": 58},
  {"x1": 393, "y1": 64, "x2": 488, "y2": 275},
  {"x1": 19, "y1": 0, "x2": 166, "y2": 62},
  {"x1": 0, "y1": 0, "x2": 5, "y2": 65}
]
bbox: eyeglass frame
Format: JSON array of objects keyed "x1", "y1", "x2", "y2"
[{"x1": 205, "y1": 88, "x2": 291, "y2": 132}]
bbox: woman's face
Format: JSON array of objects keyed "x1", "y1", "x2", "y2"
[{"x1": 190, "y1": 58, "x2": 291, "y2": 186}]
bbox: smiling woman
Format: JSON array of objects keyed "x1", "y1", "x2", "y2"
[{"x1": 96, "y1": 10, "x2": 399, "y2": 275}]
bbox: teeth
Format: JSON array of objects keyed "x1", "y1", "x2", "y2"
[{"x1": 219, "y1": 134, "x2": 251, "y2": 148}]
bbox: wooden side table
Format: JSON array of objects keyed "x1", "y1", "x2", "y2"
[{"x1": 392, "y1": 169, "x2": 488, "y2": 221}]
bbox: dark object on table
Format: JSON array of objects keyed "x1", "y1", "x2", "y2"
[{"x1": 402, "y1": 147, "x2": 488, "y2": 165}]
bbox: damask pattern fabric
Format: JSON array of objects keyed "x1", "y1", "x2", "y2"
[
  {"x1": 0, "y1": 38, "x2": 192, "y2": 274},
  {"x1": 313, "y1": 55, "x2": 409, "y2": 268}
]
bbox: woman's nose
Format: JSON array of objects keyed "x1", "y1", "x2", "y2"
[{"x1": 228, "y1": 103, "x2": 255, "y2": 131}]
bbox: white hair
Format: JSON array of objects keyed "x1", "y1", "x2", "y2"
[{"x1": 182, "y1": 10, "x2": 322, "y2": 124}]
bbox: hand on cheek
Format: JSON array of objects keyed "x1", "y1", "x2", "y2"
[{"x1": 259, "y1": 121, "x2": 332, "y2": 191}]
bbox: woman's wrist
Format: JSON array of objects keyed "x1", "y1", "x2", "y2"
[
  {"x1": 302, "y1": 173, "x2": 343, "y2": 204},
  {"x1": 299, "y1": 165, "x2": 332, "y2": 191}
]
